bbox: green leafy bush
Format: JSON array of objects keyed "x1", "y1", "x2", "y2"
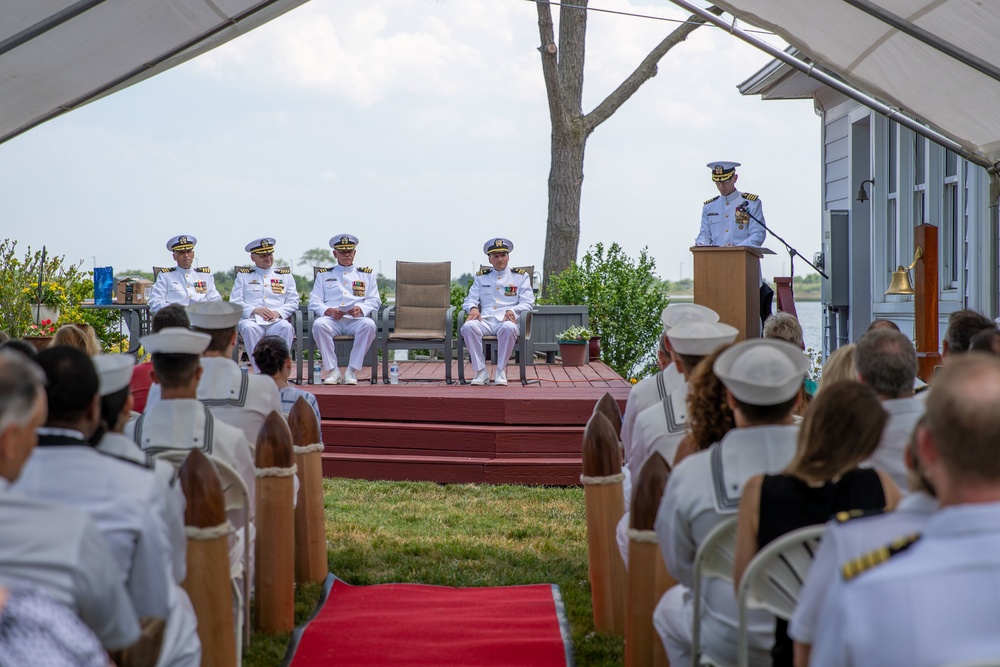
[{"x1": 543, "y1": 242, "x2": 668, "y2": 380}]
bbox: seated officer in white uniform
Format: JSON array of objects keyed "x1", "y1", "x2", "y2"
[
  {"x1": 145, "y1": 301, "x2": 282, "y2": 453},
  {"x1": 811, "y1": 355, "x2": 1000, "y2": 667},
  {"x1": 617, "y1": 320, "x2": 738, "y2": 566},
  {"x1": 309, "y1": 234, "x2": 381, "y2": 386},
  {"x1": 148, "y1": 235, "x2": 222, "y2": 313},
  {"x1": 461, "y1": 238, "x2": 534, "y2": 386},
  {"x1": 620, "y1": 304, "x2": 720, "y2": 471},
  {"x1": 654, "y1": 339, "x2": 808, "y2": 667},
  {"x1": 93, "y1": 353, "x2": 201, "y2": 667},
  {"x1": 229, "y1": 237, "x2": 299, "y2": 374},
  {"x1": 0, "y1": 348, "x2": 140, "y2": 651}
]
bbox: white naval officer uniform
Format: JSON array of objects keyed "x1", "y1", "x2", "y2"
[
  {"x1": 0, "y1": 477, "x2": 140, "y2": 650},
  {"x1": 230, "y1": 266, "x2": 299, "y2": 372},
  {"x1": 695, "y1": 189, "x2": 766, "y2": 247},
  {"x1": 461, "y1": 266, "x2": 535, "y2": 374},
  {"x1": 654, "y1": 424, "x2": 799, "y2": 667},
  {"x1": 148, "y1": 266, "x2": 222, "y2": 313},
  {"x1": 811, "y1": 502, "x2": 1000, "y2": 667},
  {"x1": 863, "y1": 395, "x2": 925, "y2": 491},
  {"x1": 309, "y1": 264, "x2": 381, "y2": 373},
  {"x1": 789, "y1": 491, "x2": 937, "y2": 647}
]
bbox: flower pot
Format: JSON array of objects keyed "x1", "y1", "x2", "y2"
[
  {"x1": 558, "y1": 340, "x2": 589, "y2": 367},
  {"x1": 588, "y1": 335, "x2": 601, "y2": 362},
  {"x1": 24, "y1": 336, "x2": 53, "y2": 353},
  {"x1": 31, "y1": 305, "x2": 59, "y2": 325}
]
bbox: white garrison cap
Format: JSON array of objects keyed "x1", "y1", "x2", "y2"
[
  {"x1": 93, "y1": 354, "x2": 135, "y2": 396},
  {"x1": 141, "y1": 328, "x2": 211, "y2": 355},
  {"x1": 166, "y1": 234, "x2": 197, "y2": 252},
  {"x1": 667, "y1": 321, "x2": 738, "y2": 356},
  {"x1": 661, "y1": 303, "x2": 720, "y2": 331},
  {"x1": 330, "y1": 234, "x2": 359, "y2": 250},
  {"x1": 187, "y1": 301, "x2": 242, "y2": 330},
  {"x1": 713, "y1": 339, "x2": 809, "y2": 406}
]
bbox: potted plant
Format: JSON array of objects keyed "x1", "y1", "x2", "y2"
[
  {"x1": 556, "y1": 326, "x2": 593, "y2": 367},
  {"x1": 24, "y1": 280, "x2": 67, "y2": 325},
  {"x1": 22, "y1": 318, "x2": 57, "y2": 352}
]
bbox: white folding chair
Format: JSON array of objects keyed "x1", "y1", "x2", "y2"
[
  {"x1": 735, "y1": 524, "x2": 825, "y2": 667},
  {"x1": 690, "y1": 516, "x2": 739, "y2": 667},
  {"x1": 153, "y1": 450, "x2": 253, "y2": 663}
]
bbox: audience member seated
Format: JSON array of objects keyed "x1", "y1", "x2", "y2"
[
  {"x1": 942, "y1": 308, "x2": 995, "y2": 359},
  {"x1": 0, "y1": 348, "x2": 140, "y2": 650},
  {"x1": 253, "y1": 336, "x2": 321, "y2": 427},
  {"x1": 790, "y1": 415, "x2": 937, "y2": 667},
  {"x1": 810, "y1": 355, "x2": 1000, "y2": 666},
  {"x1": 733, "y1": 381, "x2": 901, "y2": 667},
  {"x1": 671, "y1": 342, "x2": 736, "y2": 467},
  {"x1": 816, "y1": 343, "x2": 856, "y2": 393},
  {"x1": 51, "y1": 324, "x2": 100, "y2": 356},
  {"x1": 132, "y1": 305, "x2": 190, "y2": 414},
  {"x1": 866, "y1": 319, "x2": 900, "y2": 333},
  {"x1": 0, "y1": 339, "x2": 36, "y2": 358},
  {"x1": 855, "y1": 329, "x2": 924, "y2": 490},
  {"x1": 763, "y1": 312, "x2": 804, "y2": 348},
  {"x1": 969, "y1": 326, "x2": 1000, "y2": 355},
  {"x1": 654, "y1": 339, "x2": 809, "y2": 667}
]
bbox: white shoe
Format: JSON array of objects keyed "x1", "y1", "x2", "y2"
[
  {"x1": 470, "y1": 369, "x2": 490, "y2": 386},
  {"x1": 323, "y1": 369, "x2": 342, "y2": 385},
  {"x1": 343, "y1": 368, "x2": 358, "y2": 385},
  {"x1": 493, "y1": 370, "x2": 508, "y2": 386}
]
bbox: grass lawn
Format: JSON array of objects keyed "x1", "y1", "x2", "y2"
[{"x1": 243, "y1": 478, "x2": 624, "y2": 666}]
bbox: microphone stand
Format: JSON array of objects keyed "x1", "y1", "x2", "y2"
[{"x1": 739, "y1": 203, "x2": 829, "y2": 283}]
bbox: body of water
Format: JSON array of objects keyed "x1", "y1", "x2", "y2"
[{"x1": 796, "y1": 300, "x2": 823, "y2": 354}]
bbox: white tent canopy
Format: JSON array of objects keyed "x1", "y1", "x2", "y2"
[
  {"x1": 0, "y1": 0, "x2": 308, "y2": 145},
  {"x1": 699, "y1": 0, "x2": 1000, "y2": 167}
]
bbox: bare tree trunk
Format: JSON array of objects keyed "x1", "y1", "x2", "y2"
[{"x1": 535, "y1": 1, "x2": 720, "y2": 295}]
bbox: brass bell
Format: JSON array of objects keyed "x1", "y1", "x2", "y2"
[
  {"x1": 885, "y1": 267, "x2": 915, "y2": 295},
  {"x1": 884, "y1": 246, "x2": 923, "y2": 295}
]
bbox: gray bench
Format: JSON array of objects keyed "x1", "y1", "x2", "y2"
[{"x1": 531, "y1": 305, "x2": 589, "y2": 363}]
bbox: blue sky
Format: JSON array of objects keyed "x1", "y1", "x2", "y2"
[{"x1": 0, "y1": 0, "x2": 820, "y2": 283}]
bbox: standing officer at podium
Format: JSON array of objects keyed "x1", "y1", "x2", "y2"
[{"x1": 695, "y1": 161, "x2": 773, "y2": 321}]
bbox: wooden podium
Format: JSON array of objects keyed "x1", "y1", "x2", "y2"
[{"x1": 691, "y1": 246, "x2": 766, "y2": 341}]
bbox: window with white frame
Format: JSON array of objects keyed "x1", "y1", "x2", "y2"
[
  {"x1": 942, "y1": 149, "x2": 960, "y2": 289},
  {"x1": 887, "y1": 122, "x2": 898, "y2": 272}
]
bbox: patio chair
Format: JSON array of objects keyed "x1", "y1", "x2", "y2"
[
  {"x1": 457, "y1": 265, "x2": 539, "y2": 385},
  {"x1": 380, "y1": 261, "x2": 454, "y2": 384},
  {"x1": 305, "y1": 266, "x2": 378, "y2": 385},
  {"x1": 736, "y1": 524, "x2": 825, "y2": 667},
  {"x1": 691, "y1": 515, "x2": 739, "y2": 667}
]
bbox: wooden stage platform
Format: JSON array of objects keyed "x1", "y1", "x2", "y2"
[{"x1": 306, "y1": 360, "x2": 630, "y2": 485}]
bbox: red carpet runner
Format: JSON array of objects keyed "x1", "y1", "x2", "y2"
[{"x1": 287, "y1": 577, "x2": 573, "y2": 666}]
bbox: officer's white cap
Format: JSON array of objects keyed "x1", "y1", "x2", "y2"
[
  {"x1": 668, "y1": 321, "x2": 738, "y2": 356},
  {"x1": 187, "y1": 301, "x2": 242, "y2": 330},
  {"x1": 245, "y1": 237, "x2": 276, "y2": 254},
  {"x1": 166, "y1": 235, "x2": 197, "y2": 252},
  {"x1": 93, "y1": 354, "x2": 135, "y2": 396},
  {"x1": 707, "y1": 161, "x2": 740, "y2": 182},
  {"x1": 484, "y1": 238, "x2": 514, "y2": 255},
  {"x1": 330, "y1": 234, "x2": 359, "y2": 251},
  {"x1": 141, "y1": 328, "x2": 211, "y2": 355},
  {"x1": 713, "y1": 339, "x2": 809, "y2": 405},
  {"x1": 661, "y1": 303, "x2": 719, "y2": 331}
]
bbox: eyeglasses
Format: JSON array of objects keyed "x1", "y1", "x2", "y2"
[{"x1": 336, "y1": 249, "x2": 356, "y2": 254}]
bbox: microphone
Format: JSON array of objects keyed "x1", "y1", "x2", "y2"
[{"x1": 738, "y1": 201, "x2": 750, "y2": 212}]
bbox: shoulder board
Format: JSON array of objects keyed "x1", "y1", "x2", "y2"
[
  {"x1": 841, "y1": 533, "x2": 921, "y2": 581},
  {"x1": 512, "y1": 268, "x2": 527, "y2": 275},
  {"x1": 835, "y1": 508, "x2": 885, "y2": 523},
  {"x1": 236, "y1": 267, "x2": 253, "y2": 274},
  {"x1": 275, "y1": 268, "x2": 291, "y2": 275},
  {"x1": 742, "y1": 193, "x2": 759, "y2": 201},
  {"x1": 704, "y1": 196, "x2": 720, "y2": 205},
  {"x1": 195, "y1": 266, "x2": 211, "y2": 273},
  {"x1": 315, "y1": 267, "x2": 330, "y2": 274},
  {"x1": 358, "y1": 266, "x2": 373, "y2": 274},
  {"x1": 164, "y1": 267, "x2": 177, "y2": 273},
  {"x1": 477, "y1": 268, "x2": 493, "y2": 276}
]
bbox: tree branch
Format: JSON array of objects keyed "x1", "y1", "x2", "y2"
[
  {"x1": 584, "y1": 6, "x2": 723, "y2": 133},
  {"x1": 536, "y1": 0, "x2": 570, "y2": 136}
]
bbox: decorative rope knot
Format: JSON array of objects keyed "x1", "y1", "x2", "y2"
[
  {"x1": 293, "y1": 443, "x2": 324, "y2": 455},
  {"x1": 580, "y1": 472, "x2": 626, "y2": 485},
  {"x1": 185, "y1": 520, "x2": 234, "y2": 541},
  {"x1": 255, "y1": 464, "x2": 298, "y2": 478},
  {"x1": 627, "y1": 528, "x2": 659, "y2": 544}
]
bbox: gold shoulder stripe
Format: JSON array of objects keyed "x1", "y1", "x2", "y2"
[
  {"x1": 315, "y1": 267, "x2": 329, "y2": 274},
  {"x1": 477, "y1": 268, "x2": 493, "y2": 276},
  {"x1": 512, "y1": 268, "x2": 527, "y2": 275},
  {"x1": 358, "y1": 267, "x2": 373, "y2": 274},
  {"x1": 835, "y1": 508, "x2": 884, "y2": 523},
  {"x1": 195, "y1": 266, "x2": 211, "y2": 273},
  {"x1": 841, "y1": 533, "x2": 920, "y2": 581},
  {"x1": 742, "y1": 193, "x2": 759, "y2": 201},
  {"x1": 236, "y1": 267, "x2": 253, "y2": 274},
  {"x1": 275, "y1": 268, "x2": 291, "y2": 275},
  {"x1": 704, "y1": 196, "x2": 720, "y2": 205}
]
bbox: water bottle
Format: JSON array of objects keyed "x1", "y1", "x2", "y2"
[{"x1": 389, "y1": 361, "x2": 400, "y2": 385}]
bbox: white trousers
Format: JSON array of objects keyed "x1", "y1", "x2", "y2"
[
  {"x1": 461, "y1": 318, "x2": 518, "y2": 373},
  {"x1": 238, "y1": 318, "x2": 294, "y2": 372},
  {"x1": 655, "y1": 584, "x2": 694, "y2": 667},
  {"x1": 312, "y1": 315, "x2": 376, "y2": 371}
]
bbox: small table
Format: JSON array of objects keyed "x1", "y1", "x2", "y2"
[{"x1": 81, "y1": 302, "x2": 151, "y2": 354}]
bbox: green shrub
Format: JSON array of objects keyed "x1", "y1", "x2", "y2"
[{"x1": 543, "y1": 242, "x2": 668, "y2": 380}]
